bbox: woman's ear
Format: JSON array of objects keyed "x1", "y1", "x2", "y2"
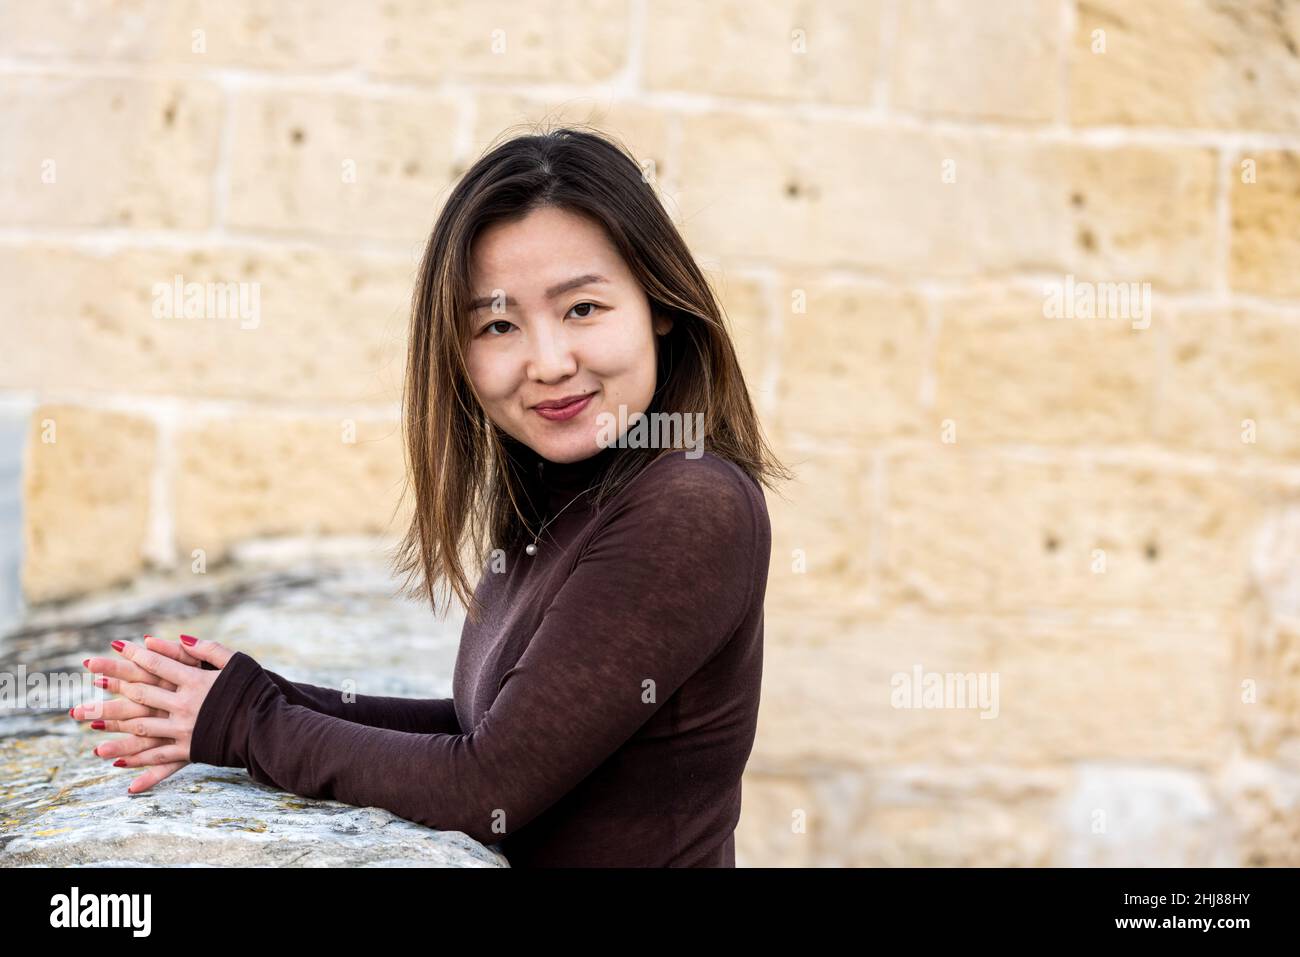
[{"x1": 653, "y1": 311, "x2": 674, "y2": 336}]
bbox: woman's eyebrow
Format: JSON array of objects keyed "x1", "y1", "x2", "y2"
[{"x1": 469, "y1": 274, "x2": 610, "y2": 311}]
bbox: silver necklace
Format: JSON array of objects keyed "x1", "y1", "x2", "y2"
[{"x1": 525, "y1": 480, "x2": 600, "y2": 556}]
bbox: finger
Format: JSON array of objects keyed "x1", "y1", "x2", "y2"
[
  {"x1": 92, "y1": 714, "x2": 180, "y2": 739},
  {"x1": 93, "y1": 675, "x2": 179, "y2": 714},
  {"x1": 110, "y1": 640, "x2": 189, "y2": 687},
  {"x1": 127, "y1": 761, "x2": 188, "y2": 795},
  {"x1": 177, "y1": 634, "x2": 236, "y2": 669},
  {"x1": 85, "y1": 653, "x2": 176, "y2": 691},
  {"x1": 112, "y1": 743, "x2": 188, "y2": 767},
  {"x1": 93, "y1": 734, "x2": 172, "y2": 758},
  {"x1": 145, "y1": 635, "x2": 203, "y2": 669},
  {"x1": 71, "y1": 698, "x2": 164, "y2": 722}
]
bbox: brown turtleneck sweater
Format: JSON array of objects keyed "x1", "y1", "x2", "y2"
[{"x1": 189, "y1": 444, "x2": 771, "y2": 867}]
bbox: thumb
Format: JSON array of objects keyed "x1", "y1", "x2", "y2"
[{"x1": 179, "y1": 634, "x2": 236, "y2": 670}]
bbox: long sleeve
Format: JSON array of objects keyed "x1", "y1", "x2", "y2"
[
  {"x1": 189, "y1": 455, "x2": 765, "y2": 847},
  {"x1": 199, "y1": 659, "x2": 460, "y2": 734}
]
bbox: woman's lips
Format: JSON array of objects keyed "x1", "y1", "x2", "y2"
[{"x1": 533, "y1": 392, "x2": 594, "y2": 422}]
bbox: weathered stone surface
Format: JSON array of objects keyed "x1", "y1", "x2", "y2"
[
  {"x1": 881, "y1": 451, "x2": 1264, "y2": 613},
  {"x1": 0, "y1": 0, "x2": 628, "y2": 82},
  {"x1": 0, "y1": 77, "x2": 220, "y2": 229},
  {"x1": 733, "y1": 774, "x2": 816, "y2": 867},
  {"x1": 22, "y1": 407, "x2": 155, "y2": 605},
  {"x1": 643, "y1": 0, "x2": 881, "y2": 105},
  {"x1": 675, "y1": 116, "x2": 1069, "y2": 277},
  {"x1": 0, "y1": 0, "x2": 366, "y2": 68},
  {"x1": 1057, "y1": 765, "x2": 1228, "y2": 866},
  {"x1": 365, "y1": 0, "x2": 629, "y2": 85},
  {"x1": 892, "y1": 0, "x2": 1062, "y2": 122},
  {"x1": 173, "y1": 416, "x2": 410, "y2": 566},
  {"x1": 774, "y1": 282, "x2": 927, "y2": 441},
  {"x1": 1070, "y1": 0, "x2": 1300, "y2": 132},
  {"x1": 933, "y1": 285, "x2": 1158, "y2": 445},
  {"x1": 755, "y1": 607, "x2": 1233, "y2": 770},
  {"x1": 1061, "y1": 145, "x2": 1219, "y2": 293},
  {"x1": 762, "y1": 764, "x2": 1066, "y2": 867},
  {"x1": 0, "y1": 549, "x2": 506, "y2": 867},
  {"x1": 676, "y1": 120, "x2": 1215, "y2": 289},
  {"x1": 1157, "y1": 305, "x2": 1300, "y2": 460},
  {"x1": 1230, "y1": 151, "x2": 1300, "y2": 299},
  {"x1": 1214, "y1": 756, "x2": 1300, "y2": 867},
  {"x1": 0, "y1": 245, "x2": 413, "y2": 402},
  {"x1": 224, "y1": 89, "x2": 459, "y2": 241},
  {"x1": 764, "y1": 439, "x2": 877, "y2": 616}
]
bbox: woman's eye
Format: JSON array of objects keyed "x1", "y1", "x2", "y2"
[
  {"x1": 481, "y1": 319, "x2": 514, "y2": 336},
  {"x1": 567, "y1": 301, "x2": 601, "y2": 319}
]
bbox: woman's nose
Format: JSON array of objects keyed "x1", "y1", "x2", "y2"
[{"x1": 525, "y1": 319, "x2": 577, "y2": 381}]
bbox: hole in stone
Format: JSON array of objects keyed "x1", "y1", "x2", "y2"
[
  {"x1": 1070, "y1": 191, "x2": 1085, "y2": 208},
  {"x1": 1044, "y1": 534, "x2": 1060, "y2": 553},
  {"x1": 1077, "y1": 227, "x2": 1097, "y2": 252},
  {"x1": 290, "y1": 127, "x2": 306, "y2": 145},
  {"x1": 1145, "y1": 541, "x2": 1159, "y2": 561}
]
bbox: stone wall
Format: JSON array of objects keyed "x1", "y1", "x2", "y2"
[{"x1": 3, "y1": 0, "x2": 1299, "y2": 865}]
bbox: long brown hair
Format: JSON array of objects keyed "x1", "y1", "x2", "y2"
[{"x1": 389, "y1": 123, "x2": 792, "y2": 623}]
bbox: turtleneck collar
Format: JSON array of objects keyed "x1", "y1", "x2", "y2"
[{"x1": 502, "y1": 434, "x2": 624, "y2": 515}]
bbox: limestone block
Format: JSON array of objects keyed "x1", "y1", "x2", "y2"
[
  {"x1": 0, "y1": 245, "x2": 413, "y2": 403},
  {"x1": 1230, "y1": 151, "x2": 1300, "y2": 298},
  {"x1": 0, "y1": 77, "x2": 220, "y2": 229},
  {"x1": 22, "y1": 407, "x2": 155, "y2": 604},
  {"x1": 892, "y1": 0, "x2": 1062, "y2": 122},
  {"x1": 644, "y1": 0, "x2": 881, "y2": 105},
  {"x1": 173, "y1": 416, "x2": 409, "y2": 564},
  {"x1": 225, "y1": 89, "x2": 458, "y2": 240},
  {"x1": 1070, "y1": 0, "x2": 1300, "y2": 132}
]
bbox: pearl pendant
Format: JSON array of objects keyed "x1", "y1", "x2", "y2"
[{"x1": 525, "y1": 543, "x2": 538, "y2": 556}]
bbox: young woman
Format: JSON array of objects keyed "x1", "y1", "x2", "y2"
[{"x1": 74, "y1": 126, "x2": 792, "y2": 867}]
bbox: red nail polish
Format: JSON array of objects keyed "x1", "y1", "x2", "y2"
[
  {"x1": 94, "y1": 677, "x2": 108, "y2": 689},
  {"x1": 82, "y1": 658, "x2": 89, "y2": 668},
  {"x1": 68, "y1": 707, "x2": 75, "y2": 717},
  {"x1": 111, "y1": 640, "x2": 124, "y2": 652},
  {"x1": 91, "y1": 720, "x2": 105, "y2": 730},
  {"x1": 113, "y1": 759, "x2": 127, "y2": 767},
  {"x1": 180, "y1": 634, "x2": 197, "y2": 646}
]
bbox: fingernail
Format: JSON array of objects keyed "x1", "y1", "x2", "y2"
[
  {"x1": 82, "y1": 658, "x2": 89, "y2": 668},
  {"x1": 113, "y1": 759, "x2": 127, "y2": 768},
  {"x1": 91, "y1": 720, "x2": 105, "y2": 730},
  {"x1": 68, "y1": 707, "x2": 75, "y2": 718},
  {"x1": 143, "y1": 634, "x2": 152, "y2": 640},
  {"x1": 94, "y1": 677, "x2": 108, "y2": 689},
  {"x1": 180, "y1": 634, "x2": 197, "y2": 646},
  {"x1": 111, "y1": 640, "x2": 124, "y2": 652}
]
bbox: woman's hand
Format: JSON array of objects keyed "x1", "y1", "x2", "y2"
[{"x1": 76, "y1": 634, "x2": 236, "y2": 794}]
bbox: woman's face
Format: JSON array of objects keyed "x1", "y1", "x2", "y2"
[{"x1": 464, "y1": 205, "x2": 672, "y2": 464}]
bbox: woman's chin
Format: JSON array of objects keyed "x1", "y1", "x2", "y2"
[{"x1": 529, "y1": 431, "x2": 603, "y2": 464}]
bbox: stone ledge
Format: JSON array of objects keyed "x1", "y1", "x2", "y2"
[{"x1": 0, "y1": 547, "x2": 507, "y2": 868}]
